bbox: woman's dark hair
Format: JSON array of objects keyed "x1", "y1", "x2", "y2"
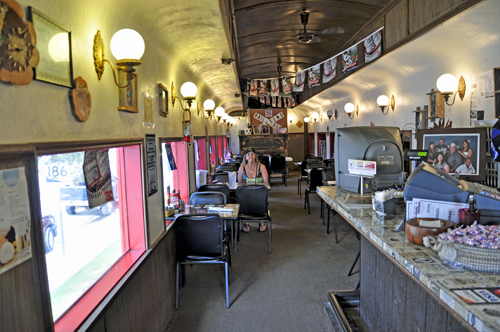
[
  {"x1": 463, "y1": 140, "x2": 470, "y2": 149},
  {"x1": 428, "y1": 141, "x2": 435, "y2": 146}
]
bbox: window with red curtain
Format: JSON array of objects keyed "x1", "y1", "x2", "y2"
[
  {"x1": 217, "y1": 136, "x2": 223, "y2": 165},
  {"x1": 210, "y1": 137, "x2": 217, "y2": 169},
  {"x1": 161, "y1": 141, "x2": 189, "y2": 203},
  {"x1": 195, "y1": 138, "x2": 207, "y2": 171}
]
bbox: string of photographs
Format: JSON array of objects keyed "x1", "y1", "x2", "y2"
[{"x1": 244, "y1": 27, "x2": 384, "y2": 107}]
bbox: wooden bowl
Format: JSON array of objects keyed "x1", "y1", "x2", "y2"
[{"x1": 405, "y1": 218, "x2": 454, "y2": 246}]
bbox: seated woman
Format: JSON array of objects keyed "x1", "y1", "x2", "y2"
[
  {"x1": 432, "y1": 153, "x2": 450, "y2": 173},
  {"x1": 237, "y1": 147, "x2": 269, "y2": 232}
]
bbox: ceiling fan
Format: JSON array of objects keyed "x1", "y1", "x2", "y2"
[{"x1": 291, "y1": 7, "x2": 345, "y2": 44}]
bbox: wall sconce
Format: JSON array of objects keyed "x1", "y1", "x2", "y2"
[
  {"x1": 304, "y1": 116, "x2": 310, "y2": 123},
  {"x1": 172, "y1": 81, "x2": 198, "y2": 110},
  {"x1": 222, "y1": 113, "x2": 229, "y2": 123},
  {"x1": 93, "y1": 29, "x2": 145, "y2": 87},
  {"x1": 345, "y1": 103, "x2": 358, "y2": 119},
  {"x1": 311, "y1": 112, "x2": 319, "y2": 122},
  {"x1": 436, "y1": 74, "x2": 466, "y2": 106},
  {"x1": 203, "y1": 99, "x2": 215, "y2": 119},
  {"x1": 326, "y1": 109, "x2": 337, "y2": 121},
  {"x1": 377, "y1": 94, "x2": 395, "y2": 115},
  {"x1": 215, "y1": 107, "x2": 225, "y2": 122}
]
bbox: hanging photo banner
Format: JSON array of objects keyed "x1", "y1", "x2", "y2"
[
  {"x1": 291, "y1": 96, "x2": 297, "y2": 107},
  {"x1": 265, "y1": 95, "x2": 271, "y2": 105},
  {"x1": 308, "y1": 64, "x2": 321, "y2": 88},
  {"x1": 258, "y1": 80, "x2": 268, "y2": 96},
  {"x1": 323, "y1": 56, "x2": 337, "y2": 83},
  {"x1": 259, "y1": 95, "x2": 265, "y2": 104},
  {"x1": 83, "y1": 150, "x2": 114, "y2": 209},
  {"x1": 342, "y1": 45, "x2": 358, "y2": 74},
  {"x1": 277, "y1": 97, "x2": 282, "y2": 108},
  {"x1": 364, "y1": 29, "x2": 383, "y2": 63},
  {"x1": 271, "y1": 78, "x2": 280, "y2": 97},
  {"x1": 282, "y1": 76, "x2": 291, "y2": 95},
  {"x1": 243, "y1": 81, "x2": 250, "y2": 96},
  {"x1": 293, "y1": 70, "x2": 306, "y2": 92},
  {"x1": 272, "y1": 97, "x2": 276, "y2": 107},
  {"x1": 250, "y1": 80, "x2": 258, "y2": 97}
]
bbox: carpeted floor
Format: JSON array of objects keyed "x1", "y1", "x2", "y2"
[{"x1": 166, "y1": 174, "x2": 360, "y2": 332}]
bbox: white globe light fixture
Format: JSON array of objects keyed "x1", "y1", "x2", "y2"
[
  {"x1": 311, "y1": 111, "x2": 319, "y2": 122},
  {"x1": 304, "y1": 116, "x2": 310, "y2": 123},
  {"x1": 222, "y1": 113, "x2": 229, "y2": 123},
  {"x1": 377, "y1": 94, "x2": 395, "y2": 115},
  {"x1": 436, "y1": 73, "x2": 466, "y2": 106},
  {"x1": 215, "y1": 107, "x2": 225, "y2": 122},
  {"x1": 344, "y1": 103, "x2": 358, "y2": 119},
  {"x1": 93, "y1": 29, "x2": 145, "y2": 87}
]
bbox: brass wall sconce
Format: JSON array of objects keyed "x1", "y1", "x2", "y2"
[
  {"x1": 304, "y1": 116, "x2": 310, "y2": 123},
  {"x1": 377, "y1": 94, "x2": 395, "y2": 115},
  {"x1": 311, "y1": 112, "x2": 319, "y2": 122},
  {"x1": 222, "y1": 113, "x2": 229, "y2": 123},
  {"x1": 93, "y1": 29, "x2": 144, "y2": 88},
  {"x1": 344, "y1": 103, "x2": 358, "y2": 119},
  {"x1": 203, "y1": 99, "x2": 215, "y2": 119},
  {"x1": 215, "y1": 107, "x2": 225, "y2": 122},
  {"x1": 436, "y1": 74, "x2": 466, "y2": 106},
  {"x1": 326, "y1": 109, "x2": 337, "y2": 121}
]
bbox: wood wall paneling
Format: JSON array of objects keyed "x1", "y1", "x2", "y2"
[
  {"x1": 360, "y1": 238, "x2": 471, "y2": 331},
  {"x1": 408, "y1": 0, "x2": 468, "y2": 33},
  {"x1": 239, "y1": 134, "x2": 288, "y2": 155},
  {"x1": 385, "y1": 0, "x2": 408, "y2": 49}
]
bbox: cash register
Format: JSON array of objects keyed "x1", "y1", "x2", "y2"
[{"x1": 404, "y1": 163, "x2": 500, "y2": 224}]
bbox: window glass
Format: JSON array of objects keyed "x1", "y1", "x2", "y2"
[
  {"x1": 217, "y1": 137, "x2": 224, "y2": 165},
  {"x1": 210, "y1": 137, "x2": 217, "y2": 171},
  {"x1": 194, "y1": 138, "x2": 207, "y2": 171},
  {"x1": 38, "y1": 148, "x2": 124, "y2": 320}
]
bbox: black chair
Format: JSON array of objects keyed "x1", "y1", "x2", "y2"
[
  {"x1": 198, "y1": 184, "x2": 231, "y2": 203},
  {"x1": 174, "y1": 214, "x2": 231, "y2": 308},
  {"x1": 235, "y1": 185, "x2": 272, "y2": 253},
  {"x1": 269, "y1": 155, "x2": 287, "y2": 187},
  {"x1": 307, "y1": 161, "x2": 326, "y2": 169},
  {"x1": 304, "y1": 168, "x2": 323, "y2": 214},
  {"x1": 307, "y1": 156, "x2": 323, "y2": 162},
  {"x1": 213, "y1": 171, "x2": 229, "y2": 183},
  {"x1": 297, "y1": 160, "x2": 308, "y2": 197},
  {"x1": 217, "y1": 164, "x2": 238, "y2": 172},
  {"x1": 324, "y1": 159, "x2": 335, "y2": 169},
  {"x1": 189, "y1": 191, "x2": 226, "y2": 205},
  {"x1": 257, "y1": 155, "x2": 270, "y2": 173}
]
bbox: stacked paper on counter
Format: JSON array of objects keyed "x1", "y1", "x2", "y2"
[{"x1": 406, "y1": 198, "x2": 468, "y2": 223}]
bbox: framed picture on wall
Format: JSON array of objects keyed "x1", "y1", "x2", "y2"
[
  {"x1": 253, "y1": 125, "x2": 261, "y2": 135},
  {"x1": 261, "y1": 125, "x2": 270, "y2": 135},
  {"x1": 118, "y1": 71, "x2": 138, "y2": 113},
  {"x1": 158, "y1": 83, "x2": 168, "y2": 117},
  {"x1": 417, "y1": 128, "x2": 487, "y2": 182},
  {"x1": 28, "y1": 7, "x2": 73, "y2": 87}
]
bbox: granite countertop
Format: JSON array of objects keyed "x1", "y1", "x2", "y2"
[{"x1": 317, "y1": 186, "x2": 500, "y2": 332}]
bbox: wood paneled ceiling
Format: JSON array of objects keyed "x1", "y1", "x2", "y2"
[{"x1": 232, "y1": 0, "x2": 392, "y2": 80}]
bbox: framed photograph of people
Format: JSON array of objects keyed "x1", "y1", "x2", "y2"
[
  {"x1": 28, "y1": 7, "x2": 73, "y2": 87},
  {"x1": 417, "y1": 128, "x2": 487, "y2": 182}
]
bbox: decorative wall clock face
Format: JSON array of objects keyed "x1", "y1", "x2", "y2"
[{"x1": 0, "y1": 0, "x2": 39, "y2": 85}]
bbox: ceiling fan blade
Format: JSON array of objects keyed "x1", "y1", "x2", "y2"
[{"x1": 319, "y1": 27, "x2": 345, "y2": 35}]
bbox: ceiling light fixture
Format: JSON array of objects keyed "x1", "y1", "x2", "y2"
[
  {"x1": 304, "y1": 116, "x2": 310, "y2": 123},
  {"x1": 203, "y1": 99, "x2": 215, "y2": 119},
  {"x1": 93, "y1": 29, "x2": 144, "y2": 88},
  {"x1": 311, "y1": 112, "x2": 319, "y2": 122},
  {"x1": 436, "y1": 74, "x2": 466, "y2": 106},
  {"x1": 345, "y1": 103, "x2": 358, "y2": 119},
  {"x1": 377, "y1": 94, "x2": 395, "y2": 115}
]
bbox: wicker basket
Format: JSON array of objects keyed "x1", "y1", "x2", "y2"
[{"x1": 450, "y1": 242, "x2": 500, "y2": 273}]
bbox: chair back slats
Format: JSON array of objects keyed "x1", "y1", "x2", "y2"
[
  {"x1": 198, "y1": 184, "x2": 230, "y2": 202},
  {"x1": 236, "y1": 185, "x2": 268, "y2": 215},
  {"x1": 270, "y1": 155, "x2": 286, "y2": 171},
  {"x1": 213, "y1": 171, "x2": 229, "y2": 183},
  {"x1": 189, "y1": 191, "x2": 226, "y2": 205},
  {"x1": 174, "y1": 214, "x2": 224, "y2": 260}
]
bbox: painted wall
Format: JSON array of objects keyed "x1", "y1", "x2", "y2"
[{"x1": 295, "y1": 0, "x2": 499, "y2": 148}]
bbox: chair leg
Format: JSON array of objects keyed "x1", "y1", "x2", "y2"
[
  {"x1": 355, "y1": 280, "x2": 360, "y2": 290},
  {"x1": 175, "y1": 262, "x2": 180, "y2": 309},
  {"x1": 304, "y1": 189, "x2": 307, "y2": 209},
  {"x1": 333, "y1": 211, "x2": 338, "y2": 244},
  {"x1": 326, "y1": 206, "x2": 330, "y2": 230},
  {"x1": 320, "y1": 200, "x2": 323, "y2": 219},
  {"x1": 225, "y1": 262, "x2": 229, "y2": 308},
  {"x1": 268, "y1": 219, "x2": 272, "y2": 253},
  {"x1": 298, "y1": 179, "x2": 301, "y2": 197},
  {"x1": 348, "y1": 251, "x2": 360, "y2": 276},
  {"x1": 307, "y1": 191, "x2": 311, "y2": 214},
  {"x1": 234, "y1": 221, "x2": 239, "y2": 253}
]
